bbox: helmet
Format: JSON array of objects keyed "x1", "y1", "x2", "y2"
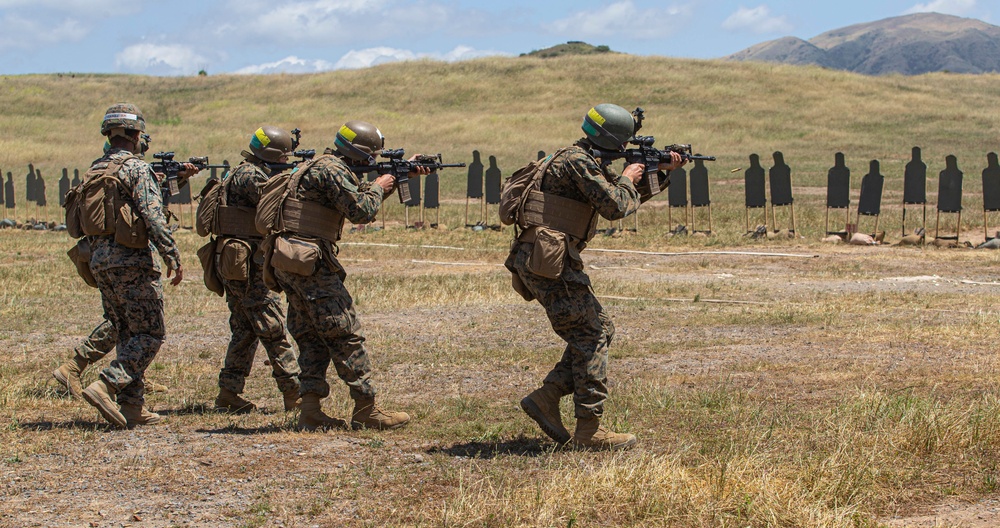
[
  {"x1": 581, "y1": 103, "x2": 636, "y2": 151},
  {"x1": 333, "y1": 121, "x2": 384, "y2": 163},
  {"x1": 248, "y1": 126, "x2": 293, "y2": 163},
  {"x1": 101, "y1": 103, "x2": 145, "y2": 137}
]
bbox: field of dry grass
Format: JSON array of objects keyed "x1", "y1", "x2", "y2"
[{"x1": 3, "y1": 55, "x2": 1000, "y2": 527}]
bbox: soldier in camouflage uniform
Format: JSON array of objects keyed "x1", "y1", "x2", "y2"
[
  {"x1": 78, "y1": 103, "x2": 191, "y2": 429},
  {"x1": 211, "y1": 126, "x2": 302, "y2": 413},
  {"x1": 266, "y1": 121, "x2": 422, "y2": 432},
  {"x1": 509, "y1": 104, "x2": 685, "y2": 450},
  {"x1": 54, "y1": 135, "x2": 169, "y2": 399}
]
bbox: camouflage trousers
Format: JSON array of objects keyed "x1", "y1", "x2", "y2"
[
  {"x1": 274, "y1": 264, "x2": 374, "y2": 400},
  {"x1": 74, "y1": 319, "x2": 116, "y2": 363},
  {"x1": 220, "y1": 269, "x2": 300, "y2": 395},
  {"x1": 509, "y1": 242, "x2": 612, "y2": 418},
  {"x1": 93, "y1": 266, "x2": 165, "y2": 407}
]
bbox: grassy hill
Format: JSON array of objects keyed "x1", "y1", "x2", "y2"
[{"x1": 2, "y1": 55, "x2": 999, "y2": 235}]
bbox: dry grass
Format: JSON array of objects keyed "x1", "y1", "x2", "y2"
[
  {"x1": 3, "y1": 225, "x2": 1000, "y2": 526},
  {"x1": 4, "y1": 55, "x2": 1000, "y2": 527},
  {"x1": 2, "y1": 56, "x2": 1000, "y2": 241}
]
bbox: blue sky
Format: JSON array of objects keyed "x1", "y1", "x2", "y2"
[{"x1": 0, "y1": 0, "x2": 993, "y2": 75}]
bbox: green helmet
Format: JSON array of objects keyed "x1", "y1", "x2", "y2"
[
  {"x1": 581, "y1": 103, "x2": 636, "y2": 151},
  {"x1": 334, "y1": 121, "x2": 384, "y2": 163},
  {"x1": 248, "y1": 126, "x2": 293, "y2": 163},
  {"x1": 101, "y1": 102, "x2": 145, "y2": 136}
]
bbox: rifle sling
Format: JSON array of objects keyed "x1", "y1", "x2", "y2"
[
  {"x1": 280, "y1": 197, "x2": 345, "y2": 241},
  {"x1": 520, "y1": 190, "x2": 594, "y2": 241},
  {"x1": 216, "y1": 205, "x2": 261, "y2": 238}
]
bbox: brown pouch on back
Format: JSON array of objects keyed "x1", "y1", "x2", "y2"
[
  {"x1": 270, "y1": 235, "x2": 320, "y2": 276},
  {"x1": 113, "y1": 201, "x2": 149, "y2": 249},
  {"x1": 526, "y1": 227, "x2": 567, "y2": 279},
  {"x1": 197, "y1": 239, "x2": 225, "y2": 296},
  {"x1": 217, "y1": 238, "x2": 252, "y2": 281},
  {"x1": 67, "y1": 239, "x2": 98, "y2": 288}
]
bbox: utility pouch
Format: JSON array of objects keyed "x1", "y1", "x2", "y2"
[
  {"x1": 526, "y1": 227, "x2": 567, "y2": 279},
  {"x1": 217, "y1": 238, "x2": 252, "y2": 281},
  {"x1": 80, "y1": 179, "x2": 116, "y2": 236},
  {"x1": 67, "y1": 239, "x2": 98, "y2": 288},
  {"x1": 113, "y1": 201, "x2": 149, "y2": 248},
  {"x1": 197, "y1": 239, "x2": 224, "y2": 296},
  {"x1": 271, "y1": 235, "x2": 321, "y2": 276}
]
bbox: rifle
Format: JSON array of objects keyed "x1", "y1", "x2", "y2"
[
  {"x1": 591, "y1": 107, "x2": 716, "y2": 201},
  {"x1": 592, "y1": 137, "x2": 717, "y2": 200},
  {"x1": 150, "y1": 151, "x2": 230, "y2": 203},
  {"x1": 263, "y1": 148, "x2": 316, "y2": 173},
  {"x1": 348, "y1": 149, "x2": 466, "y2": 204}
]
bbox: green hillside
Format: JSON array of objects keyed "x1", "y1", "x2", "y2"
[{"x1": 3, "y1": 55, "x2": 999, "y2": 233}]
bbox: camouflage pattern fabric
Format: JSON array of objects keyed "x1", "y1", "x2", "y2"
[
  {"x1": 217, "y1": 159, "x2": 300, "y2": 395},
  {"x1": 93, "y1": 266, "x2": 165, "y2": 407},
  {"x1": 275, "y1": 265, "x2": 374, "y2": 400},
  {"x1": 90, "y1": 148, "x2": 181, "y2": 274},
  {"x1": 273, "y1": 154, "x2": 385, "y2": 400},
  {"x1": 504, "y1": 141, "x2": 639, "y2": 419},
  {"x1": 74, "y1": 319, "x2": 116, "y2": 363},
  {"x1": 87, "y1": 147, "x2": 178, "y2": 407}
]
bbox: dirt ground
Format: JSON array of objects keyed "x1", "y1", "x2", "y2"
[{"x1": 3, "y1": 232, "x2": 1000, "y2": 527}]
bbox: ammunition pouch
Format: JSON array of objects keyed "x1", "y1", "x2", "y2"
[
  {"x1": 217, "y1": 237, "x2": 252, "y2": 282},
  {"x1": 67, "y1": 238, "x2": 98, "y2": 288}
]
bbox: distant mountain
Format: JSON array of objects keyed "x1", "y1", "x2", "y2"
[
  {"x1": 521, "y1": 41, "x2": 615, "y2": 58},
  {"x1": 727, "y1": 13, "x2": 1000, "y2": 75}
]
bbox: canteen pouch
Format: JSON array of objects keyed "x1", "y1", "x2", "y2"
[
  {"x1": 67, "y1": 239, "x2": 97, "y2": 288},
  {"x1": 113, "y1": 201, "x2": 149, "y2": 249},
  {"x1": 217, "y1": 238, "x2": 252, "y2": 282},
  {"x1": 197, "y1": 239, "x2": 224, "y2": 296},
  {"x1": 526, "y1": 227, "x2": 567, "y2": 279},
  {"x1": 270, "y1": 235, "x2": 320, "y2": 276}
]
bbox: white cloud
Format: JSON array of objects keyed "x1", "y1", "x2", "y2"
[
  {"x1": 904, "y1": 0, "x2": 977, "y2": 15},
  {"x1": 215, "y1": 0, "x2": 499, "y2": 45},
  {"x1": 333, "y1": 45, "x2": 510, "y2": 69},
  {"x1": 115, "y1": 43, "x2": 210, "y2": 76},
  {"x1": 546, "y1": 1, "x2": 691, "y2": 39},
  {"x1": 721, "y1": 5, "x2": 793, "y2": 34},
  {"x1": 234, "y1": 45, "x2": 509, "y2": 73},
  {"x1": 234, "y1": 56, "x2": 335, "y2": 74},
  {"x1": 0, "y1": 14, "x2": 89, "y2": 50}
]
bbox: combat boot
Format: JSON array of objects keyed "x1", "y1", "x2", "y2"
[
  {"x1": 52, "y1": 356, "x2": 90, "y2": 399},
  {"x1": 144, "y1": 379, "x2": 170, "y2": 393},
  {"x1": 297, "y1": 394, "x2": 347, "y2": 431},
  {"x1": 572, "y1": 416, "x2": 636, "y2": 450},
  {"x1": 120, "y1": 404, "x2": 163, "y2": 427},
  {"x1": 81, "y1": 379, "x2": 127, "y2": 429},
  {"x1": 520, "y1": 384, "x2": 570, "y2": 444},
  {"x1": 351, "y1": 396, "x2": 409, "y2": 430},
  {"x1": 282, "y1": 387, "x2": 301, "y2": 411},
  {"x1": 214, "y1": 388, "x2": 256, "y2": 414}
]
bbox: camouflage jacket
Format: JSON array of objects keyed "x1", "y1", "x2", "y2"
[
  {"x1": 541, "y1": 140, "x2": 640, "y2": 222},
  {"x1": 292, "y1": 154, "x2": 384, "y2": 228},
  {"x1": 90, "y1": 147, "x2": 180, "y2": 273},
  {"x1": 225, "y1": 158, "x2": 273, "y2": 210}
]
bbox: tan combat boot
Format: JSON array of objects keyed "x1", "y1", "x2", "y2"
[
  {"x1": 144, "y1": 379, "x2": 170, "y2": 393},
  {"x1": 282, "y1": 387, "x2": 302, "y2": 411},
  {"x1": 214, "y1": 388, "x2": 256, "y2": 414},
  {"x1": 120, "y1": 404, "x2": 163, "y2": 427},
  {"x1": 520, "y1": 384, "x2": 570, "y2": 444},
  {"x1": 297, "y1": 394, "x2": 347, "y2": 431},
  {"x1": 351, "y1": 396, "x2": 409, "y2": 430},
  {"x1": 52, "y1": 356, "x2": 90, "y2": 399},
  {"x1": 81, "y1": 379, "x2": 127, "y2": 429},
  {"x1": 572, "y1": 416, "x2": 636, "y2": 451}
]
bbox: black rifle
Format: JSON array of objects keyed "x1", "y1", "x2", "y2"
[
  {"x1": 347, "y1": 149, "x2": 466, "y2": 204},
  {"x1": 592, "y1": 137, "x2": 716, "y2": 202},
  {"x1": 263, "y1": 148, "x2": 316, "y2": 173},
  {"x1": 151, "y1": 151, "x2": 230, "y2": 203}
]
